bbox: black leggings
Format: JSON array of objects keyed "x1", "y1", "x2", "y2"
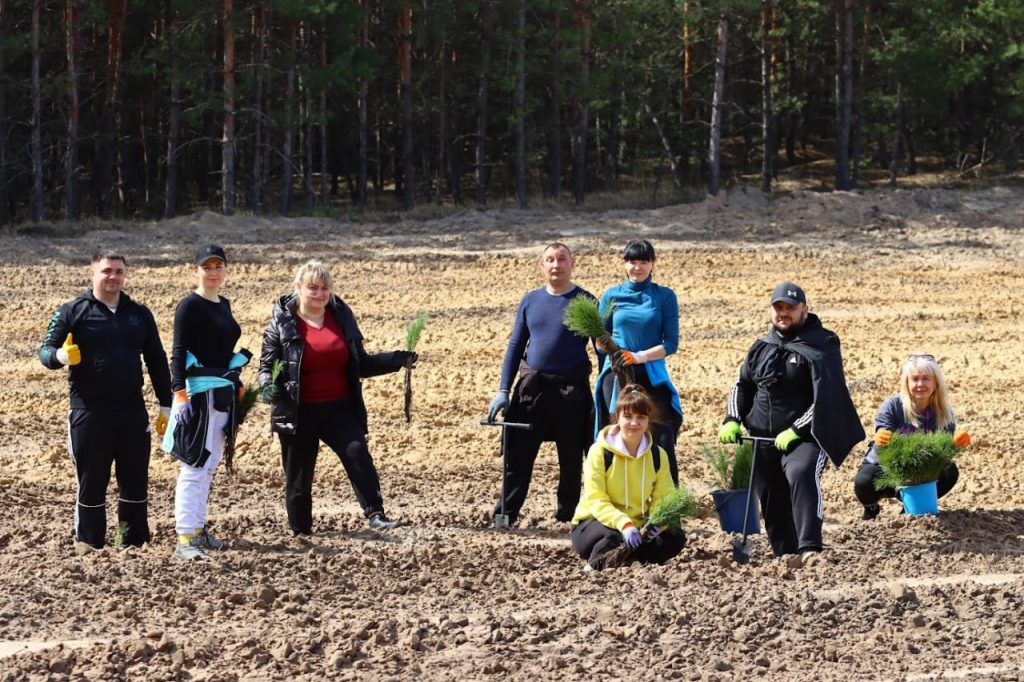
[
  {"x1": 571, "y1": 517, "x2": 686, "y2": 567},
  {"x1": 278, "y1": 399, "x2": 385, "y2": 534}
]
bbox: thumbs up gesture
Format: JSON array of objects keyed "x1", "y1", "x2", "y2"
[{"x1": 57, "y1": 333, "x2": 81, "y2": 366}]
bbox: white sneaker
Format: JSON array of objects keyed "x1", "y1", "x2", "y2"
[
  {"x1": 193, "y1": 528, "x2": 229, "y2": 550},
  {"x1": 173, "y1": 543, "x2": 211, "y2": 562}
]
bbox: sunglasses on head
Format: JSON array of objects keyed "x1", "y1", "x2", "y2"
[{"x1": 907, "y1": 353, "x2": 935, "y2": 362}]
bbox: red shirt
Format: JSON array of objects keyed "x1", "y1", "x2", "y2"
[{"x1": 297, "y1": 313, "x2": 350, "y2": 403}]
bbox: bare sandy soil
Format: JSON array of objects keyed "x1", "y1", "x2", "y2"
[{"x1": 2, "y1": 182, "x2": 1024, "y2": 681}]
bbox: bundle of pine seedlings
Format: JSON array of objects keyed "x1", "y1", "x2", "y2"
[
  {"x1": 403, "y1": 311, "x2": 428, "y2": 424},
  {"x1": 599, "y1": 486, "x2": 698, "y2": 569},
  {"x1": 562, "y1": 295, "x2": 633, "y2": 386}
]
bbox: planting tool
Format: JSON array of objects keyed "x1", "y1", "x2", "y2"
[
  {"x1": 480, "y1": 419, "x2": 533, "y2": 529},
  {"x1": 732, "y1": 435, "x2": 774, "y2": 565}
]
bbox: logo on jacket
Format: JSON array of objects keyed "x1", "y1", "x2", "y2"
[{"x1": 128, "y1": 315, "x2": 141, "y2": 326}]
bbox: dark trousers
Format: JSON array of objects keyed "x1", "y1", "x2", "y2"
[
  {"x1": 599, "y1": 369, "x2": 682, "y2": 484},
  {"x1": 67, "y1": 407, "x2": 151, "y2": 548},
  {"x1": 571, "y1": 518, "x2": 686, "y2": 567},
  {"x1": 495, "y1": 375, "x2": 593, "y2": 524},
  {"x1": 753, "y1": 440, "x2": 827, "y2": 556},
  {"x1": 854, "y1": 462, "x2": 959, "y2": 506},
  {"x1": 277, "y1": 400, "x2": 384, "y2": 534}
]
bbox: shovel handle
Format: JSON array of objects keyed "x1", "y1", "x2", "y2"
[
  {"x1": 738, "y1": 435, "x2": 775, "y2": 444},
  {"x1": 479, "y1": 420, "x2": 534, "y2": 430}
]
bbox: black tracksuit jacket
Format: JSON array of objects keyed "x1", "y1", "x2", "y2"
[{"x1": 39, "y1": 291, "x2": 172, "y2": 410}]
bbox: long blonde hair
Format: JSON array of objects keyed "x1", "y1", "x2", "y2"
[{"x1": 898, "y1": 355, "x2": 954, "y2": 430}]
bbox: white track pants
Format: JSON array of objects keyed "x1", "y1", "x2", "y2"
[{"x1": 174, "y1": 409, "x2": 228, "y2": 534}]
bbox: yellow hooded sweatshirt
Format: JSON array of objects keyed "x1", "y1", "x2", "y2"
[{"x1": 571, "y1": 424, "x2": 676, "y2": 531}]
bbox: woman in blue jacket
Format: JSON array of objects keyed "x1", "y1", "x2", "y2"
[{"x1": 595, "y1": 239, "x2": 683, "y2": 483}]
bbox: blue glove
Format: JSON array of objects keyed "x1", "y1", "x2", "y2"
[
  {"x1": 774, "y1": 427, "x2": 799, "y2": 452},
  {"x1": 622, "y1": 526, "x2": 642, "y2": 550},
  {"x1": 172, "y1": 393, "x2": 193, "y2": 425},
  {"x1": 487, "y1": 391, "x2": 509, "y2": 422}
]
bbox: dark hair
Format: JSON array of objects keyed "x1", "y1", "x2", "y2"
[
  {"x1": 544, "y1": 242, "x2": 573, "y2": 259},
  {"x1": 622, "y1": 239, "x2": 655, "y2": 262},
  {"x1": 612, "y1": 383, "x2": 661, "y2": 424},
  {"x1": 91, "y1": 248, "x2": 126, "y2": 266}
]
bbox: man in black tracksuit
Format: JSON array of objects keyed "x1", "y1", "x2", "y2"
[
  {"x1": 39, "y1": 250, "x2": 172, "y2": 549},
  {"x1": 719, "y1": 282, "x2": 864, "y2": 558}
]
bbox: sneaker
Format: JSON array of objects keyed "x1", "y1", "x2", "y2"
[
  {"x1": 172, "y1": 543, "x2": 211, "y2": 562},
  {"x1": 368, "y1": 513, "x2": 401, "y2": 530},
  {"x1": 193, "y1": 528, "x2": 229, "y2": 551},
  {"x1": 862, "y1": 504, "x2": 881, "y2": 521}
]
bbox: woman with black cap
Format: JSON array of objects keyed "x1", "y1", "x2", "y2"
[
  {"x1": 594, "y1": 239, "x2": 684, "y2": 484},
  {"x1": 164, "y1": 244, "x2": 247, "y2": 561}
]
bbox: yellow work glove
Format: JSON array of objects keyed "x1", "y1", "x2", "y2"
[
  {"x1": 57, "y1": 333, "x2": 81, "y2": 366},
  {"x1": 718, "y1": 421, "x2": 741, "y2": 444},
  {"x1": 874, "y1": 428, "x2": 893, "y2": 447},
  {"x1": 774, "y1": 427, "x2": 800, "y2": 452}
]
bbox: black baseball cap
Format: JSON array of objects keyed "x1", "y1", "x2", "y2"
[
  {"x1": 194, "y1": 244, "x2": 227, "y2": 265},
  {"x1": 770, "y1": 281, "x2": 806, "y2": 305}
]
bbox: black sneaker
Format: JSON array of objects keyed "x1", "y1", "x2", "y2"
[
  {"x1": 862, "y1": 504, "x2": 881, "y2": 520},
  {"x1": 368, "y1": 513, "x2": 401, "y2": 530}
]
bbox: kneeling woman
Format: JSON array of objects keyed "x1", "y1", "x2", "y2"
[
  {"x1": 855, "y1": 353, "x2": 968, "y2": 520},
  {"x1": 259, "y1": 260, "x2": 417, "y2": 535},
  {"x1": 571, "y1": 384, "x2": 685, "y2": 570}
]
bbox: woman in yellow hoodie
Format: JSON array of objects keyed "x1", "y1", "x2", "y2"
[{"x1": 571, "y1": 384, "x2": 686, "y2": 570}]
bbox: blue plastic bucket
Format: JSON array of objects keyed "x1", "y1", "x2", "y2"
[
  {"x1": 710, "y1": 489, "x2": 760, "y2": 534},
  {"x1": 900, "y1": 480, "x2": 939, "y2": 516}
]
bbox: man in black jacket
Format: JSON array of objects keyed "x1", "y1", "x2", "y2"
[
  {"x1": 39, "y1": 249, "x2": 173, "y2": 549},
  {"x1": 718, "y1": 282, "x2": 864, "y2": 559}
]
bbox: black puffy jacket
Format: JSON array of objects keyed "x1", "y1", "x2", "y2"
[{"x1": 258, "y1": 294, "x2": 406, "y2": 435}]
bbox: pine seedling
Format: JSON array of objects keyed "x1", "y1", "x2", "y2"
[
  {"x1": 113, "y1": 521, "x2": 129, "y2": 548},
  {"x1": 642, "y1": 485, "x2": 699, "y2": 533},
  {"x1": 563, "y1": 295, "x2": 608, "y2": 340},
  {"x1": 562, "y1": 296, "x2": 633, "y2": 386},
  {"x1": 874, "y1": 431, "x2": 958, "y2": 489},
  {"x1": 701, "y1": 444, "x2": 731, "y2": 491},
  {"x1": 701, "y1": 442, "x2": 752, "y2": 491},
  {"x1": 403, "y1": 311, "x2": 428, "y2": 424}
]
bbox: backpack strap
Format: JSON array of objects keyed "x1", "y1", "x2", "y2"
[{"x1": 604, "y1": 447, "x2": 662, "y2": 472}]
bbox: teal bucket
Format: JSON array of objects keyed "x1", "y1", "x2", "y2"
[
  {"x1": 899, "y1": 480, "x2": 939, "y2": 516},
  {"x1": 710, "y1": 489, "x2": 760, "y2": 534}
]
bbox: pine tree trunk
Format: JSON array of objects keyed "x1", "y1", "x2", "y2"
[
  {"x1": 514, "y1": 0, "x2": 527, "y2": 208},
  {"x1": 572, "y1": 0, "x2": 590, "y2": 205},
  {"x1": 399, "y1": 0, "x2": 414, "y2": 210},
  {"x1": 0, "y1": 0, "x2": 8, "y2": 226},
  {"x1": 222, "y1": 0, "x2": 236, "y2": 216},
  {"x1": 318, "y1": 34, "x2": 328, "y2": 209},
  {"x1": 834, "y1": 0, "x2": 853, "y2": 190},
  {"x1": 357, "y1": 0, "x2": 369, "y2": 208},
  {"x1": 65, "y1": 0, "x2": 80, "y2": 220},
  {"x1": 164, "y1": 0, "x2": 180, "y2": 219},
  {"x1": 760, "y1": 0, "x2": 774, "y2": 194},
  {"x1": 680, "y1": 0, "x2": 693, "y2": 184},
  {"x1": 304, "y1": 73, "x2": 314, "y2": 212},
  {"x1": 889, "y1": 82, "x2": 902, "y2": 186},
  {"x1": 475, "y1": 5, "x2": 494, "y2": 207},
  {"x1": 646, "y1": 103, "x2": 681, "y2": 189},
  {"x1": 280, "y1": 20, "x2": 297, "y2": 215},
  {"x1": 852, "y1": 0, "x2": 871, "y2": 188},
  {"x1": 606, "y1": 54, "x2": 622, "y2": 190},
  {"x1": 709, "y1": 15, "x2": 727, "y2": 197},
  {"x1": 97, "y1": 0, "x2": 127, "y2": 218},
  {"x1": 249, "y1": 1, "x2": 266, "y2": 213},
  {"x1": 546, "y1": 14, "x2": 562, "y2": 199},
  {"x1": 31, "y1": 0, "x2": 43, "y2": 222},
  {"x1": 434, "y1": 35, "x2": 448, "y2": 204}
]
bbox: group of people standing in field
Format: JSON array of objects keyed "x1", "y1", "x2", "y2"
[
  {"x1": 487, "y1": 240, "x2": 969, "y2": 571},
  {"x1": 40, "y1": 239, "x2": 969, "y2": 569},
  {"x1": 40, "y1": 245, "x2": 413, "y2": 561}
]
